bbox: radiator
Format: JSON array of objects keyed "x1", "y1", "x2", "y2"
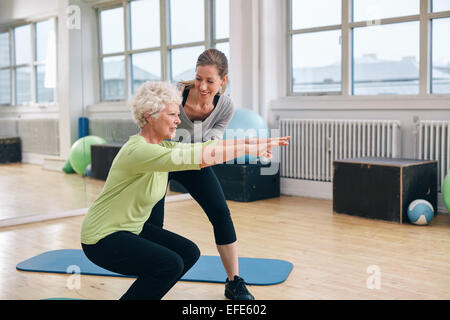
[
  {"x1": 279, "y1": 119, "x2": 401, "y2": 181},
  {"x1": 417, "y1": 120, "x2": 450, "y2": 192},
  {"x1": 17, "y1": 118, "x2": 59, "y2": 155},
  {"x1": 89, "y1": 119, "x2": 139, "y2": 143}
]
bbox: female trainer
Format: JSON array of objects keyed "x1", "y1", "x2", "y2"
[{"x1": 148, "y1": 48, "x2": 255, "y2": 300}]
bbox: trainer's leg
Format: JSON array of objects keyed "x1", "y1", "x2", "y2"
[
  {"x1": 170, "y1": 168, "x2": 238, "y2": 280},
  {"x1": 147, "y1": 194, "x2": 165, "y2": 227},
  {"x1": 146, "y1": 172, "x2": 174, "y2": 228}
]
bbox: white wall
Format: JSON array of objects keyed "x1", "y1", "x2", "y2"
[
  {"x1": 1, "y1": 0, "x2": 449, "y2": 207},
  {"x1": 0, "y1": 0, "x2": 59, "y2": 26}
]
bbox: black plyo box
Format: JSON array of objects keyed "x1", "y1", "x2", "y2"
[
  {"x1": 90, "y1": 143, "x2": 123, "y2": 180},
  {"x1": 170, "y1": 163, "x2": 281, "y2": 202},
  {"x1": 0, "y1": 136, "x2": 22, "y2": 164},
  {"x1": 333, "y1": 158, "x2": 438, "y2": 223}
]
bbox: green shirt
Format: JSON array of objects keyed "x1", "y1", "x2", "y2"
[{"x1": 81, "y1": 134, "x2": 218, "y2": 245}]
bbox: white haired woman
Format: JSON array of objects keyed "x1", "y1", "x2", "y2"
[{"x1": 80, "y1": 81, "x2": 289, "y2": 300}]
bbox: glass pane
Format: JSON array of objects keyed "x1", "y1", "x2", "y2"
[
  {"x1": 14, "y1": 25, "x2": 31, "y2": 65},
  {"x1": 433, "y1": 0, "x2": 450, "y2": 12},
  {"x1": 131, "y1": 51, "x2": 161, "y2": 94},
  {"x1": 291, "y1": 30, "x2": 341, "y2": 93},
  {"x1": 431, "y1": 18, "x2": 450, "y2": 94},
  {"x1": 171, "y1": 45, "x2": 204, "y2": 81},
  {"x1": 0, "y1": 69, "x2": 11, "y2": 104},
  {"x1": 36, "y1": 65, "x2": 54, "y2": 102},
  {"x1": 0, "y1": 32, "x2": 10, "y2": 68},
  {"x1": 353, "y1": 0, "x2": 419, "y2": 22},
  {"x1": 215, "y1": 42, "x2": 229, "y2": 62},
  {"x1": 353, "y1": 22, "x2": 420, "y2": 95},
  {"x1": 15, "y1": 66, "x2": 31, "y2": 105},
  {"x1": 170, "y1": 0, "x2": 204, "y2": 45},
  {"x1": 130, "y1": 0, "x2": 160, "y2": 50},
  {"x1": 215, "y1": 0, "x2": 229, "y2": 39},
  {"x1": 36, "y1": 19, "x2": 54, "y2": 62},
  {"x1": 291, "y1": 0, "x2": 341, "y2": 29},
  {"x1": 100, "y1": 7, "x2": 124, "y2": 54},
  {"x1": 102, "y1": 56, "x2": 126, "y2": 100}
]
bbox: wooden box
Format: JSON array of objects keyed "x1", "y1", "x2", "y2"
[
  {"x1": 90, "y1": 143, "x2": 123, "y2": 180},
  {"x1": 0, "y1": 137, "x2": 22, "y2": 164},
  {"x1": 333, "y1": 158, "x2": 438, "y2": 223}
]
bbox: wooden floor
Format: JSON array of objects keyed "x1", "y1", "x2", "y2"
[{"x1": 1, "y1": 163, "x2": 450, "y2": 300}]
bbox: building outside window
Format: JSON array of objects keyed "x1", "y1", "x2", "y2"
[{"x1": 289, "y1": 0, "x2": 450, "y2": 96}]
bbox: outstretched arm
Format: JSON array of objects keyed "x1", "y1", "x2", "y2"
[{"x1": 200, "y1": 136, "x2": 290, "y2": 168}]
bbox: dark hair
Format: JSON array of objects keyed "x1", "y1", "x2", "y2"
[{"x1": 180, "y1": 48, "x2": 228, "y2": 95}]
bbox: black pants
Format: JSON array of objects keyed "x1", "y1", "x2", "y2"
[
  {"x1": 81, "y1": 223, "x2": 200, "y2": 300},
  {"x1": 147, "y1": 166, "x2": 237, "y2": 245}
]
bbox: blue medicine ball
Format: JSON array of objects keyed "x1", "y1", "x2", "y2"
[
  {"x1": 407, "y1": 199, "x2": 434, "y2": 225},
  {"x1": 222, "y1": 108, "x2": 269, "y2": 164}
]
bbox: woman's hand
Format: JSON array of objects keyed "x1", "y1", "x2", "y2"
[
  {"x1": 247, "y1": 136, "x2": 290, "y2": 158},
  {"x1": 246, "y1": 137, "x2": 290, "y2": 146}
]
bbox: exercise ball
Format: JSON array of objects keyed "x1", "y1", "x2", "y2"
[
  {"x1": 407, "y1": 199, "x2": 434, "y2": 225},
  {"x1": 69, "y1": 135, "x2": 106, "y2": 175},
  {"x1": 222, "y1": 108, "x2": 269, "y2": 164},
  {"x1": 443, "y1": 171, "x2": 450, "y2": 213},
  {"x1": 62, "y1": 158, "x2": 75, "y2": 174}
]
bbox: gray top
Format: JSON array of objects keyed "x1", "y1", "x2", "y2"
[{"x1": 175, "y1": 93, "x2": 234, "y2": 143}]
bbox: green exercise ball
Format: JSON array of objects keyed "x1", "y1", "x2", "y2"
[
  {"x1": 69, "y1": 135, "x2": 106, "y2": 175},
  {"x1": 443, "y1": 171, "x2": 450, "y2": 213}
]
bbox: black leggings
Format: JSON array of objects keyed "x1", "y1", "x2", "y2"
[
  {"x1": 147, "y1": 166, "x2": 237, "y2": 245},
  {"x1": 81, "y1": 223, "x2": 200, "y2": 300}
]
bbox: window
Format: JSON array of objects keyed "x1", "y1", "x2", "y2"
[
  {"x1": 353, "y1": 22, "x2": 420, "y2": 95},
  {"x1": 431, "y1": 17, "x2": 450, "y2": 93},
  {"x1": 0, "y1": 32, "x2": 11, "y2": 105},
  {"x1": 98, "y1": 0, "x2": 230, "y2": 102},
  {"x1": 290, "y1": 0, "x2": 341, "y2": 94},
  {"x1": 288, "y1": 0, "x2": 450, "y2": 96},
  {"x1": 0, "y1": 18, "x2": 56, "y2": 106}
]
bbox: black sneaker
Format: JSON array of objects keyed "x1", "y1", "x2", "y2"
[{"x1": 225, "y1": 276, "x2": 255, "y2": 300}]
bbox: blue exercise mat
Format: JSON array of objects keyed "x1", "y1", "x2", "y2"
[{"x1": 16, "y1": 249, "x2": 293, "y2": 286}]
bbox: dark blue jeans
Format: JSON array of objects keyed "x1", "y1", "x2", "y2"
[
  {"x1": 147, "y1": 166, "x2": 237, "y2": 245},
  {"x1": 82, "y1": 223, "x2": 200, "y2": 300}
]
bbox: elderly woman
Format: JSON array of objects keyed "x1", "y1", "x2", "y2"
[{"x1": 80, "y1": 81, "x2": 289, "y2": 300}]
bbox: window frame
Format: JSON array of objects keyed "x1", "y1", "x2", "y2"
[
  {"x1": 0, "y1": 16, "x2": 57, "y2": 107},
  {"x1": 287, "y1": 0, "x2": 450, "y2": 97},
  {"x1": 96, "y1": 0, "x2": 230, "y2": 102}
]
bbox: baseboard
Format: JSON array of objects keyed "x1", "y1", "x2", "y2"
[
  {"x1": 438, "y1": 195, "x2": 449, "y2": 214},
  {"x1": 280, "y1": 178, "x2": 332, "y2": 200},
  {"x1": 42, "y1": 156, "x2": 66, "y2": 172},
  {"x1": 21, "y1": 152, "x2": 47, "y2": 165}
]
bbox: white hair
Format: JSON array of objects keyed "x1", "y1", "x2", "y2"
[{"x1": 129, "y1": 81, "x2": 182, "y2": 128}]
